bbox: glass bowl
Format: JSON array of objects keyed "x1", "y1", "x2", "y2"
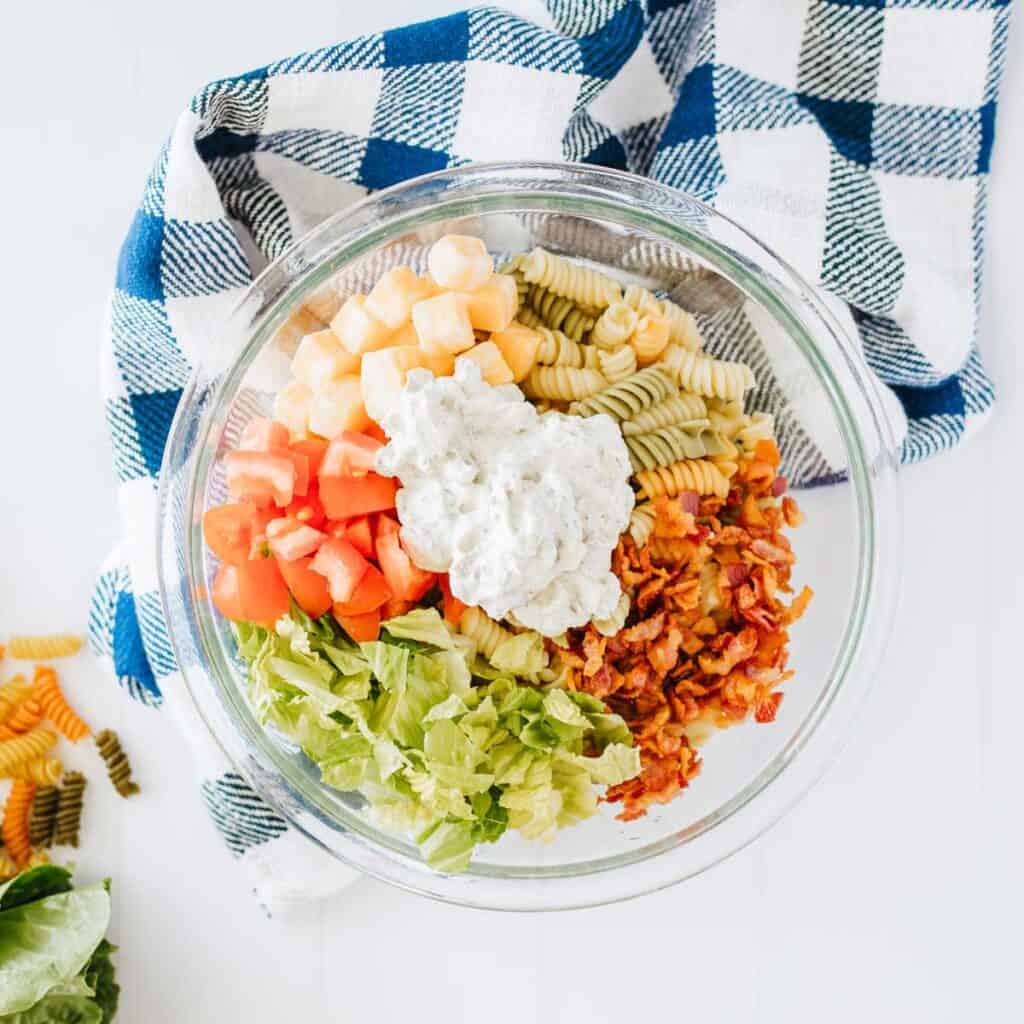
[{"x1": 157, "y1": 162, "x2": 900, "y2": 911}]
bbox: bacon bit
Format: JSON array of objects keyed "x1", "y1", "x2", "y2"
[
  {"x1": 740, "y1": 493, "x2": 768, "y2": 527},
  {"x1": 750, "y1": 538, "x2": 794, "y2": 567},
  {"x1": 755, "y1": 692, "x2": 783, "y2": 723},
  {"x1": 586, "y1": 663, "x2": 619, "y2": 699},
  {"x1": 771, "y1": 476, "x2": 788, "y2": 497},
  {"x1": 754, "y1": 439, "x2": 781, "y2": 467},
  {"x1": 782, "y1": 495, "x2": 803, "y2": 527},
  {"x1": 622, "y1": 612, "x2": 666, "y2": 645},
  {"x1": 653, "y1": 496, "x2": 698, "y2": 538},
  {"x1": 787, "y1": 586, "x2": 813, "y2": 622},
  {"x1": 722, "y1": 563, "x2": 750, "y2": 588},
  {"x1": 648, "y1": 626, "x2": 683, "y2": 676},
  {"x1": 678, "y1": 490, "x2": 700, "y2": 515},
  {"x1": 698, "y1": 628, "x2": 758, "y2": 675},
  {"x1": 582, "y1": 631, "x2": 607, "y2": 677}
]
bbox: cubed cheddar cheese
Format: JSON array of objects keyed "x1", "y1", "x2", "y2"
[
  {"x1": 427, "y1": 235, "x2": 493, "y2": 291},
  {"x1": 330, "y1": 295, "x2": 395, "y2": 356},
  {"x1": 291, "y1": 329, "x2": 361, "y2": 390},
  {"x1": 365, "y1": 267, "x2": 436, "y2": 329},
  {"x1": 273, "y1": 379, "x2": 314, "y2": 437},
  {"x1": 389, "y1": 321, "x2": 420, "y2": 348},
  {"x1": 412, "y1": 292, "x2": 475, "y2": 356},
  {"x1": 420, "y1": 347, "x2": 456, "y2": 377},
  {"x1": 361, "y1": 345, "x2": 425, "y2": 422},
  {"x1": 456, "y1": 342, "x2": 515, "y2": 386},
  {"x1": 303, "y1": 279, "x2": 343, "y2": 323},
  {"x1": 308, "y1": 375, "x2": 371, "y2": 438},
  {"x1": 490, "y1": 323, "x2": 541, "y2": 383},
  {"x1": 274, "y1": 307, "x2": 325, "y2": 355},
  {"x1": 464, "y1": 274, "x2": 518, "y2": 333}
]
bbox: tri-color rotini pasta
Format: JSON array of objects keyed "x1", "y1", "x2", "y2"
[
  {"x1": 533, "y1": 326, "x2": 591, "y2": 367},
  {"x1": 4, "y1": 758, "x2": 64, "y2": 786},
  {"x1": 522, "y1": 282, "x2": 596, "y2": 342},
  {"x1": 96, "y1": 729, "x2": 140, "y2": 798},
  {"x1": 520, "y1": 247, "x2": 622, "y2": 309},
  {"x1": 54, "y1": 771, "x2": 87, "y2": 848},
  {"x1": 659, "y1": 344, "x2": 756, "y2": 401},
  {"x1": 458, "y1": 607, "x2": 514, "y2": 662},
  {"x1": 2, "y1": 780, "x2": 36, "y2": 867},
  {"x1": 568, "y1": 366, "x2": 675, "y2": 421},
  {"x1": 621, "y1": 392, "x2": 708, "y2": 435},
  {"x1": 0, "y1": 675, "x2": 32, "y2": 725},
  {"x1": 634, "y1": 458, "x2": 732, "y2": 501},
  {"x1": 28, "y1": 784, "x2": 59, "y2": 847},
  {"x1": 6, "y1": 634, "x2": 85, "y2": 660},
  {"x1": 0, "y1": 727, "x2": 58, "y2": 774},
  {"x1": 0, "y1": 698, "x2": 44, "y2": 741},
  {"x1": 624, "y1": 424, "x2": 730, "y2": 473},
  {"x1": 33, "y1": 666, "x2": 91, "y2": 743},
  {"x1": 591, "y1": 302, "x2": 638, "y2": 350},
  {"x1": 627, "y1": 502, "x2": 657, "y2": 548},
  {"x1": 522, "y1": 365, "x2": 608, "y2": 402},
  {"x1": 597, "y1": 344, "x2": 637, "y2": 383}
]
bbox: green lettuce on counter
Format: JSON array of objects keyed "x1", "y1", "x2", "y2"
[{"x1": 234, "y1": 607, "x2": 641, "y2": 872}]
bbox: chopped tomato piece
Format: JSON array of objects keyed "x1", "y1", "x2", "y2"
[
  {"x1": 344, "y1": 516, "x2": 375, "y2": 558},
  {"x1": 266, "y1": 518, "x2": 326, "y2": 561},
  {"x1": 376, "y1": 530, "x2": 435, "y2": 601},
  {"x1": 239, "y1": 417, "x2": 290, "y2": 452},
  {"x1": 280, "y1": 450, "x2": 310, "y2": 497},
  {"x1": 225, "y1": 450, "x2": 296, "y2": 508},
  {"x1": 291, "y1": 437, "x2": 329, "y2": 476},
  {"x1": 332, "y1": 565, "x2": 391, "y2": 615},
  {"x1": 364, "y1": 422, "x2": 389, "y2": 445},
  {"x1": 319, "y1": 473, "x2": 397, "y2": 520},
  {"x1": 203, "y1": 503, "x2": 264, "y2": 565},
  {"x1": 439, "y1": 575, "x2": 467, "y2": 626},
  {"x1": 235, "y1": 557, "x2": 291, "y2": 625},
  {"x1": 276, "y1": 556, "x2": 332, "y2": 618},
  {"x1": 309, "y1": 537, "x2": 371, "y2": 603},
  {"x1": 320, "y1": 431, "x2": 384, "y2": 478},
  {"x1": 381, "y1": 597, "x2": 414, "y2": 620},
  {"x1": 334, "y1": 609, "x2": 381, "y2": 643},
  {"x1": 212, "y1": 564, "x2": 246, "y2": 621},
  {"x1": 373, "y1": 512, "x2": 399, "y2": 540},
  {"x1": 284, "y1": 484, "x2": 326, "y2": 530}
]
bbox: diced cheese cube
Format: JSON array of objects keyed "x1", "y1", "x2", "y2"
[
  {"x1": 365, "y1": 267, "x2": 435, "y2": 330},
  {"x1": 303, "y1": 279, "x2": 343, "y2": 322},
  {"x1": 388, "y1": 321, "x2": 420, "y2": 348},
  {"x1": 361, "y1": 345, "x2": 425, "y2": 422},
  {"x1": 291, "y1": 329, "x2": 361, "y2": 390},
  {"x1": 330, "y1": 295, "x2": 395, "y2": 356},
  {"x1": 420, "y1": 346, "x2": 455, "y2": 377},
  {"x1": 274, "y1": 307, "x2": 325, "y2": 356},
  {"x1": 427, "y1": 235, "x2": 493, "y2": 291},
  {"x1": 456, "y1": 342, "x2": 515, "y2": 386},
  {"x1": 412, "y1": 292, "x2": 475, "y2": 355},
  {"x1": 308, "y1": 375, "x2": 371, "y2": 438},
  {"x1": 272, "y1": 379, "x2": 314, "y2": 437},
  {"x1": 464, "y1": 274, "x2": 518, "y2": 333},
  {"x1": 490, "y1": 323, "x2": 541, "y2": 383}
]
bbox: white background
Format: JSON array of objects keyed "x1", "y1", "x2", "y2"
[{"x1": 0, "y1": 2, "x2": 1020, "y2": 1021}]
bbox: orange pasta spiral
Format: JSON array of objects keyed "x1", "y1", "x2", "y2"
[
  {"x1": 33, "y1": 667, "x2": 91, "y2": 742},
  {"x1": 0, "y1": 699, "x2": 44, "y2": 740},
  {"x1": 2, "y1": 780, "x2": 36, "y2": 867}
]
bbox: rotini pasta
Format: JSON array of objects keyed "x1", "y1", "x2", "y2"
[
  {"x1": 622, "y1": 283, "x2": 662, "y2": 317},
  {"x1": 26, "y1": 849, "x2": 51, "y2": 868},
  {"x1": 593, "y1": 593, "x2": 630, "y2": 637},
  {"x1": 34, "y1": 666, "x2": 91, "y2": 743},
  {"x1": 659, "y1": 344, "x2": 756, "y2": 401},
  {"x1": 54, "y1": 771, "x2": 87, "y2": 848},
  {"x1": 0, "y1": 727, "x2": 58, "y2": 774},
  {"x1": 736, "y1": 411, "x2": 775, "y2": 451},
  {"x1": 628, "y1": 502, "x2": 657, "y2": 547},
  {"x1": 96, "y1": 729, "x2": 140, "y2": 798},
  {"x1": 660, "y1": 299, "x2": 704, "y2": 351},
  {"x1": 514, "y1": 305, "x2": 545, "y2": 330},
  {"x1": 628, "y1": 312, "x2": 671, "y2": 366},
  {"x1": 0, "y1": 848, "x2": 17, "y2": 882},
  {"x1": 522, "y1": 365, "x2": 608, "y2": 402},
  {"x1": 458, "y1": 607, "x2": 513, "y2": 662},
  {"x1": 568, "y1": 366, "x2": 675, "y2": 421},
  {"x1": 4, "y1": 758, "x2": 63, "y2": 786},
  {"x1": 520, "y1": 247, "x2": 622, "y2": 309},
  {"x1": 0, "y1": 699, "x2": 43, "y2": 740},
  {"x1": 707, "y1": 398, "x2": 746, "y2": 439},
  {"x1": 597, "y1": 344, "x2": 637, "y2": 383},
  {"x1": 537, "y1": 651, "x2": 576, "y2": 690},
  {"x1": 6, "y1": 634, "x2": 85, "y2": 660},
  {"x1": 0, "y1": 675, "x2": 32, "y2": 725},
  {"x1": 533, "y1": 326, "x2": 590, "y2": 367},
  {"x1": 28, "y1": 784, "x2": 58, "y2": 847},
  {"x1": 625, "y1": 425, "x2": 730, "y2": 473},
  {"x1": 621, "y1": 392, "x2": 708, "y2": 435},
  {"x1": 634, "y1": 458, "x2": 732, "y2": 501},
  {"x1": 523, "y1": 282, "x2": 596, "y2": 341},
  {"x1": 2, "y1": 780, "x2": 35, "y2": 867},
  {"x1": 591, "y1": 302, "x2": 638, "y2": 350}
]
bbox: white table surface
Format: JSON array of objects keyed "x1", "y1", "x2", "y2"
[{"x1": 1, "y1": 3, "x2": 1021, "y2": 1021}]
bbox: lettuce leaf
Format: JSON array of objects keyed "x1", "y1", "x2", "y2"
[
  {"x1": 381, "y1": 608, "x2": 455, "y2": 649},
  {"x1": 0, "y1": 994, "x2": 104, "y2": 1023}
]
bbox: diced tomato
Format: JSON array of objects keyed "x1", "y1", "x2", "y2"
[
  {"x1": 276, "y1": 555, "x2": 333, "y2": 618},
  {"x1": 332, "y1": 565, "x2": 391, "y2": 615},
  {"x1": 344, "y1": 516, "x2": 375, "y2": 558},
  {"x1": 284, "y1": 484, "x2": 326, "y2": 530},
  {"x1": 376, "y1": 530, "x2": 435, "y2": 602},
  {"x1": 225, "y1": 450, "x2": 296, "y2": 508},
  {"x1": 280, "y1": 450, "x2": 310, "y2": 497},
  {"x1": 373, "y1": 512, "x2": 399, "y2": 540},
  {"x1": 239, "y1": 417, "x2": 291, "y2": 452},
  {"x1": 334, "y1": 609, "x2": 381, "y2": 643},
  {"x1": 291, "y1": 437, "x2": 329, "y2": 476},
  {"x1": 234, "y1": 557, "x2": 291, "y2": 625},
  {"x1": 439, "y1": 575, "x2": 467, "y2": 626},
  {"x1": 381, "y1": 597, "x2": 414, "y2": 620},
  {"x1": 309, "y1": 537, "x2": 371, "y2": 603},
  {"x1": 319, "y1": 473, "x2": 397, "y2": 520},
  {"x1": 212, "y1": 564, "x2": 246, "y2": 621},
  {"x1": 364, "y1": 422, "x2": 388, "y2": 445},
  {"x1": 266, "y1": 518, "x2": 325, "y2": 561},
  {"x1": 320, "y1": 431, "x2": 384, "y2": 478},
  {"x1": 204, "y1": 503, "x2": 264, "y2": 565}
]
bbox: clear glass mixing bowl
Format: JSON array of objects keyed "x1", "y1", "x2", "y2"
[{"x1": 157, "y1": 162, "x2": 900, "y2": 911}]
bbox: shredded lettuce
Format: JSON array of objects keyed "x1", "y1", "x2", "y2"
[{"x1": 232, "y1": 609, "x2": 640, "y2": 873}]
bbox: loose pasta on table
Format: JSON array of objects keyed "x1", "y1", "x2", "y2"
[
  {"x1": 96, "y1": 729, "x2": 140, "y2": 797},
  {"x1": 0, "y1": 675, "x2": 33, "y2": 725},
  {"x1": 2, "y1": 779, "x2": 36, "y2": 867},
  {"x1": 0, "y1": 726, "x2": 58, "y2": 774},
  {"x1": 28, "y1": 784, "x2": 59, "y2": 847},
  {"x1": 6, "y1": 634, "x2": 85, "y2": 660},
  {"x1": 34, "y1": 666, "x2": 91, "y2": 743},
  {"x1": 54, "y1": 771, "x2": 87, "y2": 848},
  {"x1": 4, "y1": 757, "x2": 64, "y2": 786}
]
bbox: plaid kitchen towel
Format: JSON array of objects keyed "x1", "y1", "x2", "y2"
[{"x1": 92, "y1": 0, "x2": 1013, "y2": 908}]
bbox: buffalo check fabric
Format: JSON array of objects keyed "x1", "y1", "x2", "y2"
[{"x1": 92, "y1": 0, "x2": 1013, "y2": 908}]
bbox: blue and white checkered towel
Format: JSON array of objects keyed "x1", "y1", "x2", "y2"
[{"x1": 91, "y1": 0, "x2": 1012, "y2": 909}]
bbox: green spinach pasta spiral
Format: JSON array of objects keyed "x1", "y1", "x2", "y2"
[
  {"x1": 625, "y1": 425, "x2": 730, "y2": 473},
  {"x1": 568, "y1": 366, "x2": 675, "y2": 421},
  {"x1": 520, "y1": 247, "x2": 622, "y2": 309},
  {"x1": 621, "y1": 392, "x2": 708, "y2": 435},
  {"x1": 523, "y1": 282, "x2": 596, "y2": 341},
  {"x1": 28, "y1": 785, "x2": 58, "y2": 847},
  {"x1": 96, "y1": 729, "x2": 140, "y2": 797},
  {"x1": 659, "y1": 344, "x2": 756, "y2": 401},
  {"x1": 523, "y1": 365, "x2": 608, "y2": 402},
  {"x1": 54, "y1": 771, "x2": 86, "y2": 848}
]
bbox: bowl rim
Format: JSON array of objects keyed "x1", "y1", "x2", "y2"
[{"x1": 157, "y1": 160, "x2": 902, "y2": 911}]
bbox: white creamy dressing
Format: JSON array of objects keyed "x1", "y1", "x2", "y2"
[{"x1": 375, "y1": 362, "x2": 633, "y2": 636}]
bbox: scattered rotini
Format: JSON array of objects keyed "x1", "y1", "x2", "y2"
[
  {"x1": 458, "y1": 607, "x2": 514, "y2": 662},
  {"x1": 0, "y1": 848, "x2": 17, "y2": 881},
  {"x1": 6, "y1": 634, "x2": 85, "y2": 660},
  {"x1": 28, "y1": 785, "x2": 59, "y2": 847},
  {"x1": 533, "y1": 326, "x2": 590, "y2": 367},
  {"x1": 593, "y1": 593, "x2": 630, "y2": 638},
  {"x1": 659, "y1": 344, "x2": 756, "y2": 401},
  {"x1": 54, "y1": 771, "x2": 87, "y2": 848},
  {"x1": 621, "y1": 392, "x2": 708, "y2": 435},
  {"x1": 591, "y1": 303, "x2": 638, "y2": 350},
  {"x1": 634, "y1": 458, "x2": 732, "y2": 501},
  {"x1": 597, "y1": 344, "x2": 637, "y2": 383},
  {"x1": 0, "y1": 727, "x2": 58, "y2": 774},
  {"x1": 0, "y1": 675, "x2": 33, "y2": 725},
  {"x1": 568, "y1": 366, "x2": 675, "y2": 421},
  {"x1": 660, "y1": 299, "x2": 704, "y2": 351},
  {"x1": 522, "y1": 365, "x2": 608, "y2": 402},
  {"x1": 96, "y1": 729, "x2": 140, "y2": 798},
  {"x1": 0, "y1": 698, "x2": 43, "y2": 740},
  {"x1": 628, "y1": 502, "x2": 657, "y2": 548},
  {"x1": 34, "y1": 666, "x2": 91, "y2": 743},
  {"x1": 523, "y1": 282, "x2": 596, "y2": 342},
  {"x1": 2, "y1": 780, "x2": 36, "y2": 867},
  {"x1": 625, "y1": 424, "x2": 730, "y2": 473},
  {"x1": 4, "y1": 757, "x2": 64, "y2": 786},
  {"x1": 520, "y1": 247, "x2": 622, "y2": 309}
]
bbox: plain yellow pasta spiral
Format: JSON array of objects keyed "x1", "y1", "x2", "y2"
[
  {"x1": 707, "y1": 398, "x2": 747, "y2": 439},
  {"x1": 458, "y1": 607, "x2": 514, "y2": 662},
  {"x1": 591, "y1": 302, "x2": 638, "y2": 350},
  {"x1": 659, "y1": 344, "x2": 756, "y2": 401},
  {"x1": 4, "y1": 757, "x2": 63, "y2": 786},
  {"x1": 660, "y1": 299, "x2": 704, "y2": 351},
  {"x1": 520, "y1": 248, "x2": 622, "y2": 309},
  {"x1": 623, "y1": 284, "x2": 662, "y2": 316},
  {"x1": 7, "y1": 634, "x2": 85, "y2": 660},
  {"x1": 736, "y1": 411, "x2": 775, "y2": 451},
  {"x1": 593, "y1": 592, "x2": 630, "y2": 637},
  {"x1": 597, "y1": 344, "x2": 637, "y2": 383},
  {"x1": 629, "y1": 312, "x2": 671, "y2": 366},
  {"x1": 625, "y1": 425, "x2": 730, "y2": 473},
  {"x1": 621, "y1": 392, "x2": 708, "y2": 435},
  {"x1": 627, "y1": 502, "x2": 657, "y2": 547},
  {"x1": 0, "y1": 675, "x2": 33, "y2": 725},
  {"x1": 533, "y1": 326, "x2": 589, "y2": 367},
  {"x1": 634, "y1": 458, "x2": 731, "y2": 501},
  {"x1": 0, "y1": 727, "x2": 58, "y2": 774},
  {"x1": 523, "y1": 365, "x2": 607, "y2": 402}
]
